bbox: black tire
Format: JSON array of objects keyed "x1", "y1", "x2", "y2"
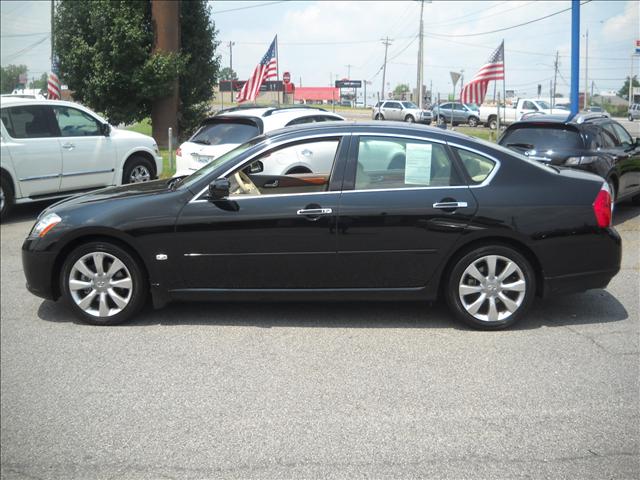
[
  {"x1": 60, "y1": 241, "x2": 148, "y2": 325},
  {"x1": 445, "y1": 245, "x2": 536, "y2": 330},
  {"x1": 437, "y1": 115, "x2": 446, "y2": 124},
  {"x1": 375, "y1": 113, "x2": 385, "y2": 120},
  {"x1": 467, "y1": 116, "x2": 479, "y2": 127},
  {"x1": 488, "y1": 117, "x2": 498, "y2": 130},
  {"x1": 405, "y1": 115, "x2": 415, "y2": 123},
  {"x1": 1, "y1": 175, "x2": 14, "y2": 222},
  {"x1": 123, "y1": 156, "x2": 154, "y2": 184},
  {"x1": 629, "y1": 115, "x2": 633, "y2": 122}
]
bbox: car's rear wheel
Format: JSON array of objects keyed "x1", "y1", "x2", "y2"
[
  {"x1": 123, "y1": 156, "x2": 154, "y2": 184},
  {"x1": 60, "y1": 242, "x2": 147, "y2": 325},
  {"x1": 0, "y1": 175, "x2": 14, "y2": 222},
  {"x1": 445, "y1": 245, "x2": 535, "y2": 330},
  {"x1": 467, "y1": 116, "x2": 479, "y2": 127},
  {"x1": 629, "y1": 115, "x2": 634, "y2": 122},
  {"x1": 488, "y1": 117, "x2": 498, "y2": 130}
]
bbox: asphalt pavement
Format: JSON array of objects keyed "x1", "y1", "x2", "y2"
[{"x1": 1, "y1": 200, "x2": 639, "y2": 479}]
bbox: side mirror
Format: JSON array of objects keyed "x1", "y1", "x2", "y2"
[
  {"x1": 208, "y1": 178, "x2": 230, "y2": 200},
  {"x1": 101, "y1": 123, "x2": 111, "y2": 136},
  {"x1": 249, "y1": 160, "x2": 263, "y2": 174}
]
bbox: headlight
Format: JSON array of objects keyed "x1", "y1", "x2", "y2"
[
  {"x1": 565, "y1": 156, "x2": 599, "y2": 166},
  {"x1": 30, "y1": 212, "x2": 61, "y2": 238}
]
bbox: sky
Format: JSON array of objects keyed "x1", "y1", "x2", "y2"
[{"x1": 1, "y1": 0, "x2": 639, "y2": 101}]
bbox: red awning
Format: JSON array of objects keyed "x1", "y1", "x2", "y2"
[{"x1": 293, "y1": 87, "x2": 340, "y2": 101}]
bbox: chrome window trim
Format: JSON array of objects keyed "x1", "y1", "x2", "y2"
[
  {"x1": 446, "y1": 142, "x2": 502, "y2": 188},
  {"x1": 189, "y1": 132, "x2": 350, "y2": 203}
]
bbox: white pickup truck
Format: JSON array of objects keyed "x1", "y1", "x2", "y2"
[{"x1": 479, "y1": 98, "x2": 565, "y2": 129}]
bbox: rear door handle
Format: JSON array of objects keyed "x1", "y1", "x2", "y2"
[
  {"x1": 433, "y1": 201, "x2": 468, "y2": 209},
  {"x1": 297, "y1": 208, "x2": 332, "y2": 215},
  {"x1": 61, "y1": 143, "x2": 75, "y2": 150}
]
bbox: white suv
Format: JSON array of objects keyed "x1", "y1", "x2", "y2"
[
  {"x1": 175, "y1": 106, "x2": 344, "y2": 177},
  {"x1": 0, "y1": 98, "x2": 162, "y2": 219}
]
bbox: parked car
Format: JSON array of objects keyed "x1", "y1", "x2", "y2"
[
  {"x1": 628, "y1": 103, "x2": 640, "y2": 121},
  {"x1": 372, "y1": 100, "x2": 432, "y2": 124},
  {"x1": 479, "y1": 98, "x2": 565, "y2": 130},
  {"x1": 175, "y1": 106, "x2": 344, "y2": 177},
  {"x1": 23, "y1": 122, "x2": 620, "y2": 330},
  {"x1": 584, "y1": 105, "x2": 610, "y2": 117},
  {"x1": 0, "y1": 97, "x2": 162, "y2": 219},
  {"x1": 431, "y1": 102, "x2": 480, "y2": 127},
  {"x1": 498, "y1": 113, "x2": 640, "y2": 203}
]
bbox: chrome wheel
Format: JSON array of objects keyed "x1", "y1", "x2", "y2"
[
  {"x1": 68, "y1": 252, "x2": 133, "y2": 318},
  {"x1": 458, "y1": 254, "x2": 526, "y2": 323},
  {"x1": 129, "y1": 165, "x2": 151, "y2": 183}
]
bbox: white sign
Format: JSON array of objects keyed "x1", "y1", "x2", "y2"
[{"x1": 404, "y1": 143, "x2": 432, "y2": 185}]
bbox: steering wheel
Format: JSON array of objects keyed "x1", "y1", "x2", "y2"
[{"x1": 233, "y1": 170, "x2": 261, "y2": 195}]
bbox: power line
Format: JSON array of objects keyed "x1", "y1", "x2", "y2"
[
  {"x1": 212, "y1": 1, "x2": 288, "y2": 15},
  {"x1": 3, "y1": 35, "x2": 50, "y2": 63},
  {"x1": 1, "y1": 31, "x2": 50, "y2": 38}
]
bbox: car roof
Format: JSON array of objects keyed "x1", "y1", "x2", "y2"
[{"x1": 506, "y1": 112, "x2": 611, "y2": 128}]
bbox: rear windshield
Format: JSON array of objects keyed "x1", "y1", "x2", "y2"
[
  {"x1": 190, "y1": 121, "x2": 260, "y2": 146},
  {"x1": 500, "y1": 126, "x2": 583, "y2": 151}
]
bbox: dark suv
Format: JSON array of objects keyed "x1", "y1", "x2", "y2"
[{"x1": 498, "y1": 113, "x2": 640, "y2": 203}]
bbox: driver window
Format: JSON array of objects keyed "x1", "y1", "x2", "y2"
[
  {"x1": 228, "y1": 138, "x2": 340, "y2": 196},
  {"x1": 53, "y1": 106, "x2": 101, "y2": 136}
]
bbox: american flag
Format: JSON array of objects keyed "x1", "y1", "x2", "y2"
[
  {"x1": 47, "y1": 56, "x2": 61, "y2": 100},
  {"x1": 236, "y1": 36, "x2": 278, "y2": 103},
  {"x1": 460, "y1": 41, "x2": 504, "y2": 105}
]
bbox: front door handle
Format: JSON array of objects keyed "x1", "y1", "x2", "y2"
[
  {"x1": 297, "y1": 208, "x2": 332, "y2": 216},
  {"x1": 433, "y1": 201, "x2": 468, "y2": 209},
  {"x1": 61, "y1": 142, "x2": 75, "y2": 150}
]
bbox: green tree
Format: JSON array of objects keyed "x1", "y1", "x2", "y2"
[
  {"x1": 179, "y1": 0, "x2": 221, "y2": 138},
  {"x1": 618, "y1": 75, "x2": 639, "y2": 99},
  {"x1": 54, "y1": 0, "x2": 186, "y2": 126},
  {"x1": 219, "y1": 67, "x2": 237, "y2": 81},
  {"x1": 0, "y1": 64, "x2": 28, "y2": 94},
  {"x1": 29, "y1": 72, "x2": 48, "y2": 90},
  {"x1": 393, "y1": 83, "x2": 410, "y2": 98}
]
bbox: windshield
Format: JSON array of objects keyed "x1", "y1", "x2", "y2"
[
  {"x1": 179, "y1": 136, "x2": 265, "y2": 189},
  {"x1": 402, "y1": 102, "x2": 418, "y2": 109},
  {"x1": 190, "y1": 121, "x2": 260, "y2": 146},
  {"x1": 536, "y1": 100, "x2": 551, "y2": 109},
  {"x1": 500, "y1": 126, "x2": 583, "y2": 151}
]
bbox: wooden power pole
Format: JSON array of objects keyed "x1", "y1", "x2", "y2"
[{"x1": 151, "y1": 0, "x2": 180, "y2": 148}]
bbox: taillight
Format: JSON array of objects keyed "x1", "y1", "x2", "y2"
[
  {"x1": 175, "y1": 147, "x2": 182, "y2": 158},
  {"x1": 592, "y1": 182, "x2": 612, "y2": 228}
]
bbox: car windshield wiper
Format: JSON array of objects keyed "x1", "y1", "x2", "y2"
[
  {"x1": 192, "y1": 139, "x2": 210, "y2": 145},
  {"x1": 506, "y1": 143, "x2": 535, "y2": 150}
]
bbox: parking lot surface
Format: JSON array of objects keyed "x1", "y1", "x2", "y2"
[{"x1": 1, "y1": 202, "x2": 639, "y2": 479}]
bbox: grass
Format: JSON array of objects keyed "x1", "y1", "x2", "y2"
[
  {"x1": 125, "y1": 119, "x2": 174, "y2": 178},
  {"x1": 452, "y1": 126, "x2": 497, "y2": 142}
]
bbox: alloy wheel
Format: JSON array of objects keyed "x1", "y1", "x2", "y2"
[
  {"x1": 68, "y1": 252, "x2": 133, "y2": 317},
  {"x1": 458, "y1": 254, "x2": 526, "y2": 323},
  {"x1": 129, "y1": 165, "x2": 151, "y2": 183}
]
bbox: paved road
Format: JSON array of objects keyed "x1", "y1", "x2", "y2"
[{"x1": 1, "y1": 201, "x2": 639, "y2": 479}]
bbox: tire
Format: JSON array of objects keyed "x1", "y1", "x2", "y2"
[
  {"x1": 123, "y1": 156, "x2": 154, "y2": 184},
  {"x1": 467, "y1": 116, "x2": 479, "y2": 127},
  {"x1": 1, "y1": 175, "x2": 14, "y2": 222},
  {"x1": 60, "y1": 241, "x2": 148, "y2": 325},
  {"x1": 629, "y1": 115, "x2": 633, "y2": 122},
  {"x1": 437, "y1": 115, "x2": 446, "y2": 125},
  {"x1": 488, "y1": 117, "x2": 498, "y2": 130},
  {"x1": 405, "y1": 115, "x2": 415, "y2": 123},
  {"x1": 445, "y1": 245, "x2": 536, "y2": 330},
  {"x1": 375, "y1": 113, "x2": 384, "y2": 120}
]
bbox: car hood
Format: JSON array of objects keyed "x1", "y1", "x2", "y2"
[{"x1": 110, "y1": 127, "x2": 156, "y2": 144}]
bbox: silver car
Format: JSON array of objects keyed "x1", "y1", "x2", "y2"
[
  {"x1": 431, "y1": 102, "x2": 480, "y2": 127},
  {"x1": 372, "y1": 101, "x2": 432, "y2": 124}
]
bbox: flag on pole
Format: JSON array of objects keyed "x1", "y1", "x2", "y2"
[
  {"x1": 236, "y1": 36, "x2": 278, "y2": 103},
  {"x1": 461, "y1": 41, "x2": 504, "y2": 105},
  {"x1": 47, "y1": 56, "x2": 61, "y2": 100}
]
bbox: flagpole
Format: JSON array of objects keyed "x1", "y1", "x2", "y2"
[
  {"x1": 275, "y1": 35, "x2": 280, "y2": 106},
  {"x1": 502, "y1": 39, "x2": 506, "y2": 125}
]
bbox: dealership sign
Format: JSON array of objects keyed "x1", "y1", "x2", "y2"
[{"x1": 335, "y1": 80, "x2": 362, "y2": 88}]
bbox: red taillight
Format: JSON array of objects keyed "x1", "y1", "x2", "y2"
[
  {"x1": 593, "y1": 183, "x2": 612, "y2": 228},
  {"x1": 176, "y1": 147, "x2": 182, "y2": 158}
]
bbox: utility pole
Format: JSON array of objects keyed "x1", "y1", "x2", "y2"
[
  {"x1": 228, "y1": 41, "x2": 235, "y2": 72},
  {"x1": 629, "y1": 56, "x2": 635, "y2": 109},
  {"x1": 584, "y1": 29, "x2": 589, "y2": 109},
  {"x1": 151, "y1": 0, "x2": 180, "y2": 148},
  {"x1": 381, "y1": 37, "x2": 392, "y2": 101},
  {"x1": 345, "y1": 64, "x2": 353, "y2": 79},
  {"x1": 417, "y1": 0, "x2": 424, "y2": 108},
  {"x1": 552, "y1": 50, "x2": 559, "y2": 108}
]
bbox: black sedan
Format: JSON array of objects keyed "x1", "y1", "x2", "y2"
[
  {"x1": 498, "y1": 113, "x2": 640, "y2": 204},
  {"x1": 23, "y1": 122, "x2": 621, "y2": 330}
]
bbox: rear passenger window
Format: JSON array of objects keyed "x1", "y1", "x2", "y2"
[
  {"x1": 455, "y1": 148, "x2": 496, "y2": 184},
  {"x1": 355, "y1": 137, "x2": 460, "y2": 190},
  {"x1": 4, "y1": 105, "x2": 56, "y2": 138}
]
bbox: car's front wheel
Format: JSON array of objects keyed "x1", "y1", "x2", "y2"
[
  {"x1": 467, "y1": 116, "x2": 479, "y2": 127},
  {"x1": 488, "y1": 117, "x2": 498, "y2": 130},
  {"x1": 445, "y1": 245, "x2": 535, "y2": 330},
  {"x1": 60, "y1": 242, "x2": 147, "y2": 325},
  {"x1": 123, "y1": 156, "x2": 154, "y2": 184},
  {"x1": 629, "y1": 115, "x2": 634, "y2": 122},
  {"x1": 0, "y1": 175, "x2": 14, "y2": 222}
]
